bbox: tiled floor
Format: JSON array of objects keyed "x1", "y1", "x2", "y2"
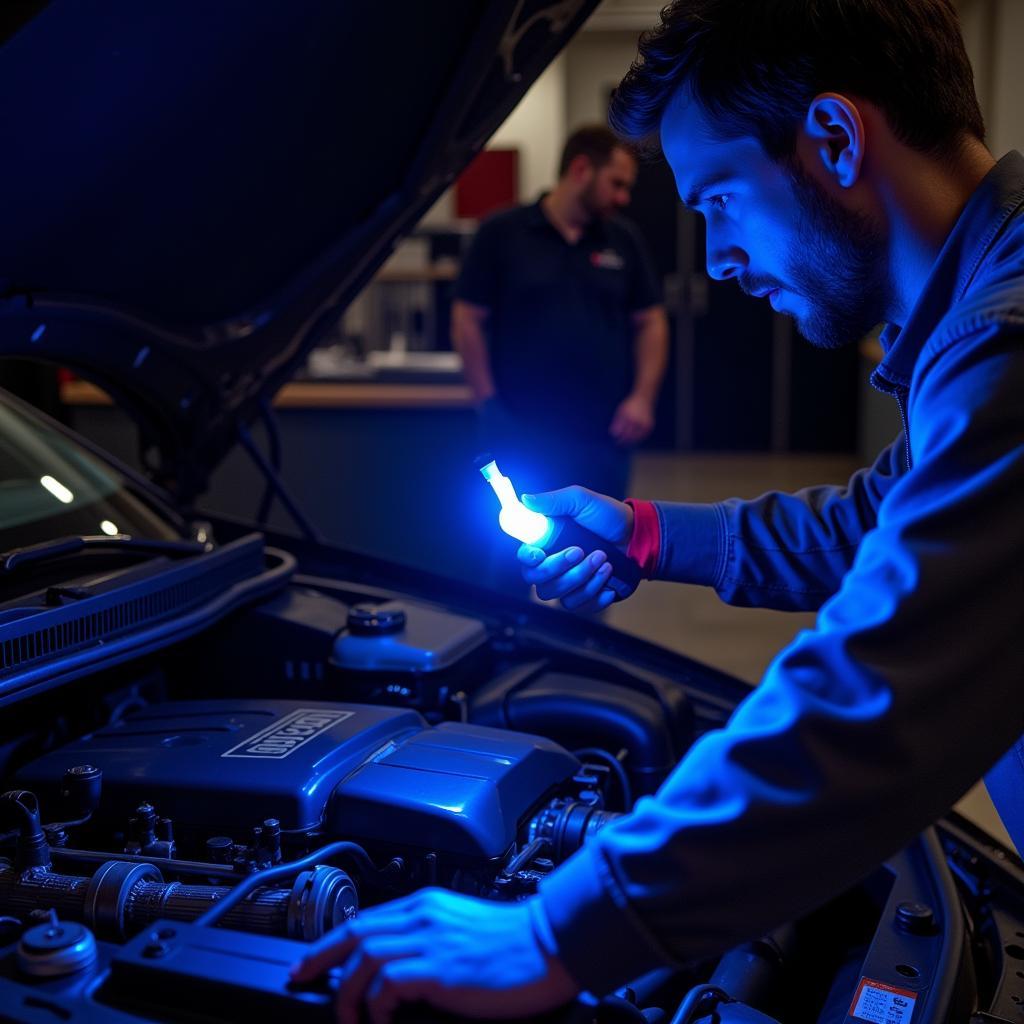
[{"x1": 604, "y1": 451, "x2": 1014, "y2": 851}]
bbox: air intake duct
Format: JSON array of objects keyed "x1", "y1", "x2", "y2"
[{"x1": 0, "y1": 858, "x2": 355, "y2": 941}]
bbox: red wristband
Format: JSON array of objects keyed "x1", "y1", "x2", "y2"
[{"x1": 624, "y1": 499, "x2": 660, "y2": 579}]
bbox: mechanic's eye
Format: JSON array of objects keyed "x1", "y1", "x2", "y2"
[{"x1": 707, "y1": 194, "x2": 730, "y2": 211}]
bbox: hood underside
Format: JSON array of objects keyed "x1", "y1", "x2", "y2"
[{"x1": 0, "y1": 0, "x2": 601, "y2": 500}]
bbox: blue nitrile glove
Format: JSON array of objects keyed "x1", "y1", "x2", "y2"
[{"x1": 517, "y1": 486, "x2": 637, "y2": 613}]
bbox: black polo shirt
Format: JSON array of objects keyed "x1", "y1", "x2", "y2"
[{"x1": 455, "y1": 198, "x2": 661, "y2": 440}]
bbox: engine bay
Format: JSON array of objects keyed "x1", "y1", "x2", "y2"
[{"x1": 1, "y1": 537, "x2": 1022, "y2": 1023}]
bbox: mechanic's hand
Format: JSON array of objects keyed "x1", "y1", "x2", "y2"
[
  {"x1": 289, "y1": 889, "x2": 579, "y2": 1024},
  {"x1": 609, "y1": 393, "x2": 654, "y2": 445},
  {"x1": 517, "y1": 487, "x2": 635, "y2": 613}
]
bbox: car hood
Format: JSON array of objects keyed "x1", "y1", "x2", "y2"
[{"x1": 0, "y1": 0, "x2": 599, "y2": 501}]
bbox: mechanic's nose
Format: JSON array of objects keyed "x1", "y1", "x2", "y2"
[{"x1": 706, "y1": 233, "x2": 747, "y2": 281}]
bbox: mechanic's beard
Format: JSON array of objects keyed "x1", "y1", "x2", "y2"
[
  {"x1": 784, "y1": 164, "x2": 892, "y2": 350},
  {"x1": 579, "y1": 179, "x2": 612, "y2": 221}
]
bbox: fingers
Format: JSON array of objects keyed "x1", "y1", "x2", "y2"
[
  {"x1": 610, "y1": 415, "x2": 649, "y2": 446},
  {"x1": 364, "y1": 960, "x2": 438, "y2": 1024},
  {"x1": 291, "y1": 926, "x2": 359, "y2": 981},
  {"x1": 521, "y1": 486, "x2": 592, "y2": 518},
  {"x1": 609, "y1": 411, "x2": 630, "y2": 443},
  {"x1": 291, "y1": 907, "x2": 419, "y2": 981},
  {"x1": 534, "y1": 550, "x2": 609, "y2": 602},
  {"x1": 560, "y1": 557, "x2": 615, "y2": 611},
  {"x1": 629, "y1": 420, "x2": 652, "y2": 443},
  {"x1": 335, "y1": 937, "x2": 421, "y2": 1024},
  {"x1": 519, "y1": 545, "x2": 584, "y2": 584},
  {"x1": 517, "y1": 543, "x2": 546, "y2": 567},
  {"x1": 519, "y1": 547, "x2": 620, "y2": 604},
  {"x1": 622, "y1": 422, "x2": 646, "y2": 445}
]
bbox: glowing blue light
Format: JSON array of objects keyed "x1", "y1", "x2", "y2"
[{"x1": 479, "y1": 460, "x2": 552, "y2": 545}]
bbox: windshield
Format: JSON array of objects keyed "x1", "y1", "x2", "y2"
[{"x1": 0, "y1": 392, "x2": 180, "y2": 550}]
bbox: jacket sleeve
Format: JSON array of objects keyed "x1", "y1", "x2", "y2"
[
  {"x1": 651, "y1": 439, "x2": 905, "y2": 610},
  {"x1": 538, "y1": 325, "x2": 1024, "y2": 995}
]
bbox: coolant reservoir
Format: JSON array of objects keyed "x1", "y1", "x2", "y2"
[{"x1": 332, "y1": 600, "x2": 486, "y2": 673}]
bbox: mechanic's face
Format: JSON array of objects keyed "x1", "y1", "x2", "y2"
[
  {"x1": 580, "y1": 147, "x2": 637, "y2": 219},
  {"x1": 661, "y1": 89, "x2": 892, "y2": 349}
]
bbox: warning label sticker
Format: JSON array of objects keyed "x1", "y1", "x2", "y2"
[
  {"x1": 849, "y1": 977, "x2": 918, "y2": 1024},
  {"x1": 221, "y1": 707, "x2": 353, "y2": 759}
]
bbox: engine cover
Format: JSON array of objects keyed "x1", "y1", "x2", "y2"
[{"x1": 17, "y1": 700, "x2": 579, "y2": 860}]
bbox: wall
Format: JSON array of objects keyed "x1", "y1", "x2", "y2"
[
  {"x1": 429, "y1": 1, "x2": 1024, "y2": 227},
  {"x1": 958, "y1": 0, "x2": 1024, "y2": 154},
  {"x1": 491, "y1": 55, "x2": 567, "y2": 201},
  {"x1": 988, "y1": 0, "x2": 1024, "y2": 154},
  {"x1": 564, "y1": 30, "x2": 638, "y2": 132},
  {"x1": 420, "y1": 52, "x2": 569, "y2": 221}
]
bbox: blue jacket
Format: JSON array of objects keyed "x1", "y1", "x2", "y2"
[{"x1": 538, "y1": 152, "x2": 1024, "y2": 994}]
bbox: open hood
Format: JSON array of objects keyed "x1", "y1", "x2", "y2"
[{"x1": 0, "y1": 0, "x2": 600, "y2": 501}]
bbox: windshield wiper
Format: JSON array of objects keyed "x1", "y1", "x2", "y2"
[{"x1": 0, "y1": 535, "x2": 210, "y2": 573}]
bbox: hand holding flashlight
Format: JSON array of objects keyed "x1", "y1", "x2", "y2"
[{"x1": 477, "y1": 456, "x2": 640, "y2": 607}]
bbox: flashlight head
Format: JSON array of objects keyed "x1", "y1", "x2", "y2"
[{"x1": 474, "y1": 452, "x2": 500, "y2": 483}]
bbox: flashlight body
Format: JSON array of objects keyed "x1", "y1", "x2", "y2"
[
  {"x1": 540, "y1": 517, "x2": 641, "y2": 601},
  {"x1": 476, "y1": 454, "x2": 640, "y2": 600}
]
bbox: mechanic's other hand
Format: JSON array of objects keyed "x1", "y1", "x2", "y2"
[
  {"x1": 609, "y1": 393, "x2": 654, "y2": 445},
  {"x1": 289, "y1": 889, "x2": 579, "y2": 1024},
  {"x1": 517, "y1": 488, "x2": 635, "y2": 613}
]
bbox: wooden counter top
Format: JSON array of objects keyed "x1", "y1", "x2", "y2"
[{"x1": 60, "y1": 379, "x2": 476, "y2": 410}]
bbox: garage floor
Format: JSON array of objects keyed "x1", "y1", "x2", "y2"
[{"x1": 604, "y1": 451, "x2": 1015, "y2": 851}]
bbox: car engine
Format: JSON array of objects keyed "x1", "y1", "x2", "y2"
[
  {"x1": 6, "y1": 697, "x2": 615, "y2": 946},
  {"x1": 1, "y1": 563, "x2": 694, "y2": 1022},
  {"x1": 5, "y1": 550, "x2": 1015, "y2": 1024}
]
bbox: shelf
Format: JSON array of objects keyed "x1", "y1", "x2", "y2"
[
  {"x1": 60, "y1": 379, "x2": 475, "y2": 411},
  {"x1": 374, "y1": 266, "x2": 458, "y2": 283}
]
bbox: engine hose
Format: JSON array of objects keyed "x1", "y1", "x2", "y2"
[
  {"x1": 0, "y1": 791, "x2": 49, "y2": 869},
  {"x1": 49, "y1": 846, "x2": 239, "y2": 880},
  {"x1": 194, "y1": 840, "x2": 385, "y2": 928},
  {"x1": 669, "y1": 925, "x2": 798, "y2": 1024}
]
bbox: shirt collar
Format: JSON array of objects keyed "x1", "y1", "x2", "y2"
[
  {"x1": 528, "y1": 194, "x2": 608, "y2": 245},
  {"x1": 875, "y1": 150, "x2": 1024, "y2": 389}
]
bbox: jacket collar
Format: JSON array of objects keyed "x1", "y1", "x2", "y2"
[{"x1": 875, "y1": 149, "x2": 1024, "y2": 390}]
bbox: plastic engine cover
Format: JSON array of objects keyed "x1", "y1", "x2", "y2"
[
  {"x1": 17, "y1": 700, "x2": 422, "y2": 833},
  {"x1": 17, "y1": 701, "x2": 579, "y2": 860},
  {"x1": 326, "y1": 721, "x2": 579, "y2": 859}
]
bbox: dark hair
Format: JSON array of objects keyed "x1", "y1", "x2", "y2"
[
  {"x1": 609, "y1": 0, "x2": 985, "y2": 161},
  {"x1": 558, "y1": 124, "x2": 635, "y2": 177}
]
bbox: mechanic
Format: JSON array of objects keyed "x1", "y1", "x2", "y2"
[
  {"x1": 291, "y1": 2, "x2": 1024, "y2": 1021},
  {"x1": 452, "y1": 125, "x2": 669, "y2": 592}
]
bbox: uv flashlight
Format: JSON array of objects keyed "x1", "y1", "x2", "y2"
[{"x1": 475, "y1": 454, "x2": 640, "y2": 600}]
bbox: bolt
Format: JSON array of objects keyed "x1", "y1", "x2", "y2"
[{"x1": 896, "y1": 901, "x2": 936, "y2": 934}]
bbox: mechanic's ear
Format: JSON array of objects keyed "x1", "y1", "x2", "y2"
[{"x1": 804, "y1": 93, "x2": 864, "y2": 188}]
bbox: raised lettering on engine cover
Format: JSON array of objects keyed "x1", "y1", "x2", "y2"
[{"x1": 221, "y1": 708, "x2": 354, "y2": 759}]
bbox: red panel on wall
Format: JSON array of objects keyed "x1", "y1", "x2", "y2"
[{"x1": 455, "y1": 148, "x2": 519, "y2": 220}]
